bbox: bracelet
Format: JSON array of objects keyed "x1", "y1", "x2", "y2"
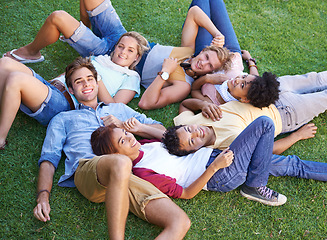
[
  {"x1": 37, "y1": 189, "x2": 50, "y2": 199},
  {"x1": 248, "y1": 64, "x2": 258, "y2": 69},
  {"x1": 246, "y1": 58, "x2": 257, "y2": 65}
]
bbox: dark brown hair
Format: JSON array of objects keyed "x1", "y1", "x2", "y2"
[
  {"x1": 65, "y1": 57, "x2": 97, "y2": 88},
  {"x1": 91, "y1": 126, "x2": 118, "y2": 155}
]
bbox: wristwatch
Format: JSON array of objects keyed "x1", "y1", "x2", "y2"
[{"x1": 158, "y1": 71, "x2": 169, "y2": 81}]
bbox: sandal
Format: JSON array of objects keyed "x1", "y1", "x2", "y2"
[{"x1": 2, "y1": 49, "x2": 44, "y2": 64}]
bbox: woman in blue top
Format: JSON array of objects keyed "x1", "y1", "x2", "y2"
[
  {"x1": 3, "y1": 0, "x2": 241, "y2": 109},
  {"x1": 0, "y1": 31, "x2": 148, "y2": 150}
]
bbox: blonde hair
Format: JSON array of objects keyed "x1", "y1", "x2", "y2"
[
  {"x1": 111, "y1": 31, "x2": 149, "y2": 69},
  {"x1": 202, "y1": 45, "x2": 233, "y2": 72}
]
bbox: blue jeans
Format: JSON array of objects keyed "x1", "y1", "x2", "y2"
[
  {"x1": 270, "y1": 155, "x2": 327, "y2": 181},
  {"x1": 62, "y1": 0, "x2": 126, "y2": 57},
  {"x1": 276, "y1": 71, "x2": 327, "y2": 133},
  {"x1": 189, "y1": 0, "x2": 241, "y2": 55},
  {"x1": 206, "y1": 116, "x2": 275, "y2": 192},
  {"x1": 19, "y1": 71, "x2": 71, "y2": 126}
]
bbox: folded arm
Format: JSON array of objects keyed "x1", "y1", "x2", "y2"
[
  {"x1": 138, "y1": 58, "x2": 191, "y2": 110},
  {"x1": 181, "y1": 6, "x2": 224, "y2": 50}
]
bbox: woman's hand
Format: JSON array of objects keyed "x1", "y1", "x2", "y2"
[
  {"x1": 201, "y1": 101, "x2": 223, "y2": 121},
  {"x1": 211, "y1": 34, "x2": 225, "y2": 48},
  {"x1": 293, "y1": 123, "x2": 317, "y2": 140},
  {"x1": 123, "y1": 117, "x2": 143, "y2": 133},
  {"x1": 211, "y1": 148, "x2": 234, "y2": 172},
  {"x1": 241, "y1": 50, "x2": 252, "y2": 61}
]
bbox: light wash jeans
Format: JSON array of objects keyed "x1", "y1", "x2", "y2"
[
  {"x1": 276, "y1": 71, "x2": 327, "y2": 133},
  {"x1": 189, "y1": 0, "x2": 241, "y2": 55},
  {"x1": 20, "y1": 70, "x2": 71, "y2": 126},
  {"x1": 206, "y1": 116, "x2": 275, "y2": 192},
  {"x1": 63, "y1": 0, "x2": 126, "y2": 57}
]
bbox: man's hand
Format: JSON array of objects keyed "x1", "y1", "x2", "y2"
[
  {"x1": 201, "y1": 101, "x2": 223, "y2": 121},
  {"x1": 211, "y1": 148, "x2": 234, "y2": 172},
  {"x1": 211, "y1": 34, "x2": 225, "y2": 48},
  {"x1": 161, "y1": 58, "x2": 178, "y2": 75},
  {"x1": 33, "y1": 192, "x2": 51, "y2": 222},
  {"x1": 101, "y1": 115, "x2": 123, "y2": 128}
]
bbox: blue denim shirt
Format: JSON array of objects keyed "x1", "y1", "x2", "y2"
[{"x1": 38, "y1": 102, "x2": 162, "y2": 187}]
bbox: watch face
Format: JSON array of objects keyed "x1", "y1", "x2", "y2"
[{"x1": 162, "y1": 72, "x2": 169, "y2": 80}]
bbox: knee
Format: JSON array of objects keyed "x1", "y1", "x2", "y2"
[
  {"x1": 0, "y1": 57, "x2": 18, "y2": 71},
  {"x1": 100, "y1": 154, "x2": 132, "y2": 179},
  {"x1": 48, "y1": 10, "x2": 71, "y2": 26},
  {"x1": 257, "y1": 116, "x2": 275, "y2": 131},
  {"x1": 163, "y1": 203, "x2": 191, "y2": 234},
  {"x1": 4, "y1": 72, "x2": 24, "y2": 90},
  {"x1": 177, "y1": 213, "x2": 191, "y2": 235}
]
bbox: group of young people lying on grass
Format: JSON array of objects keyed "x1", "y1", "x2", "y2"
[{"x1": 1, "y1": 0, "x2": 327, "y2": 239}]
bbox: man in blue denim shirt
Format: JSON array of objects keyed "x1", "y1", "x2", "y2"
[{"x1": 33, "y1": 58, "x2": 190, "y2": 239}]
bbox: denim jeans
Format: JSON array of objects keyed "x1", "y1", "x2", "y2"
[
  {"x1": 270, "y1": 154, "x2": 327, "y2": 181},
  {"x1": 206, "y1": 116, "x2": 275, "y2": 192},
  {"x1": 189, "y1": 0, "x2": 241, "y2": 55},
  {"x1": 276, "y1": 71, "x2": 327, "y2": 133},
  {"x1": 63, "y1": 0, "x2": 126, "y2": 57}
]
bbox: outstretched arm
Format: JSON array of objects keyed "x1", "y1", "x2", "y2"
[
  {"x1": 33, "y1": 161, "x2": 55, "y2": 222},
  {"x1": 273, "y1": 123, "x2": 317, "y2": 154},
  {"x1": 180, "y1": 148, "x2": 233, "y2": 199},
  {"x1": 181, "y1": 6, "x2": 224, "y2": 50}
]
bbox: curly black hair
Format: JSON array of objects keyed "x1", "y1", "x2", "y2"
[
  {"x1": 162, "y1": 125, "x2": 196, "y2": 156},
  {"x1": 247, "y1": 72, "x2": 280, "y2": 109}
]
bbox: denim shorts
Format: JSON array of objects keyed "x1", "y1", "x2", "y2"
[
  {"x1": 19, "y1": 71, "x2": 71, "y2": 126},
  {"x1": 62, "y1": 0, "x2": 126, "y2": 57}
]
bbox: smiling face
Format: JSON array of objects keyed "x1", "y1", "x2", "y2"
[
  {"x1": 176, "y1": 125, "x2": 216, "y2": 153},
  {"x1": 111, "y1": 36, "x2": 140, "y2": 68},
  {"x1": 68, "y1": 67, "x2": 98, "y2": 105},
  {"x1": 189, "y1": 50, "x2": 222, "y2": 76},
  {"x1": 111, "y1": 128, "x2": 141, "y2": 160},
  {"x1": 227, "y1": 74, "x2": 256, "y2": 102}
]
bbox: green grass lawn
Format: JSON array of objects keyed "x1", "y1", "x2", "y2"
[{"x1": 1, "y1": 0, "x2": 327, "y2": 239}]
